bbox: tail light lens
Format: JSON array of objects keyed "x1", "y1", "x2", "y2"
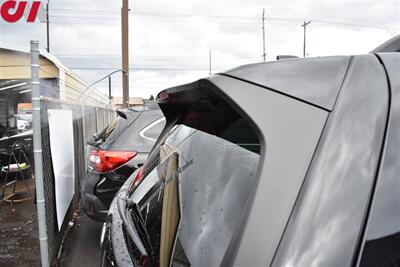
[
  {"x1": 88, "y1": 150, "x2": 137, "y2": 173},
  {"x1": 140, "y1": 255, "x2": 148, "y2": 267},
  {"x1": 157, "y1": 91, "x2": 169, "y2": 101},
  {"x1": 131, "y1": 165, "x2": 144, "y2": 188}
]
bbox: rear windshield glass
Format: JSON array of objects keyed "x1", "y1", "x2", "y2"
[
  {"x1": 93, "y1": 110, "x2": 139, "y2": 144},
  {"x1": 109, "y1": 112, "x2": 165, "y2": 151}
]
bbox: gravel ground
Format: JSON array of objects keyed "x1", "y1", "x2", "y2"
[
  {"x1": 0, "y1": 179, "x2": 103, "y2": 267},
  {"x1": 0, "y1": 185, "x2": 40, "y2": 267}
]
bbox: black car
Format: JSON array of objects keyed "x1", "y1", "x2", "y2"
[
  {"x1": 101, "y1": 36, "x2": 400, "y2": 267},
  {"x1": 81, "y1": 108, "x2": 165, "y2": 221}
]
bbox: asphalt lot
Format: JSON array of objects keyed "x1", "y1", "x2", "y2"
[{"x1": 60, "y1": 210, "x2": 103, "y2": 267}]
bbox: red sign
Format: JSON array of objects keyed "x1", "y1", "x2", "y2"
[{"x1": 0, "y1": 0, "x2": 43, "y2": 23}]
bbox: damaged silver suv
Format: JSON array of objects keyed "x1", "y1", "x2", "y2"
[{"x1": 101, "y1": 35, "x2": 400, "y2": 267}]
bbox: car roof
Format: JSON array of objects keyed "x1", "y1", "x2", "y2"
[{"x1": 222, "y1": 55, "x2": 351, "y2": 110}]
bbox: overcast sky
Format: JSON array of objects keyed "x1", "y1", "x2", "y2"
[{"x1": 0, "y1": 0, "x2": 399, "y2": 98}]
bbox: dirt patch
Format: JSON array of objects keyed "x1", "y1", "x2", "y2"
[{"x1": 0, "y1": 180, "x2": 40, "y2": 267}]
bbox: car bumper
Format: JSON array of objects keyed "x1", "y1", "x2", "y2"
[
  {"x1": 82, "y1": 192, "x2": 108, "y2": 221},
  {"x1": 81, "y1": 171, "x2": 109, "y2": 221}
]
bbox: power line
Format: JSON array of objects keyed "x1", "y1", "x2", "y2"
[
  {"x1": 69, "y1": 67, "x2": 225, "y2": 71},
  {"x1": 56, "y1": 58, "x2": 258, "y2": 63},
  {"x1": 47, "y1": 9, "x2": 388, "y2": 30},
  {"x1": 45, "y1": 18, "x2": 386, "y2": 32},
  {"x1": 51, "y1": 0, "x2": 400, "y2": 6},
  {"x1": 55, "y1": 54, "x2": 257, "y2": 59}
]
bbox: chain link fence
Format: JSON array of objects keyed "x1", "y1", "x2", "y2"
[{"x1": 39, "y1": 99, "x2": 115, "y2": 263}]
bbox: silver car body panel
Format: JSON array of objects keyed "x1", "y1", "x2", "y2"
[
  {"x1": 127, "y1": 75, "x2": 328, "y2": 266},
  {"x1": 272, "y1": 55, "x2": 389, "y2": 267},
  {"x1": 172, "y1": 129, "x2": 259, "y2": 267},
  {"x1": 208, "y1": 75, "x2": 328, "y2": 267},
  {"x1": 371, "y1": 35, "x2": 400, "y2": 53},
  {"x1": 363, "y1": 53, "x2": 400, "y2": 240},
  {"x1": 135, "y1": 127, "x2": 261, "y2": 266},
  {"x1": 357, "y1": 53, "x2": 400, "y2": 265},
  {"x1": 224, "y1": 56, "x2": 351, "y2": 110},
  {"x1": 105, "y1": 52, "x2": 395, "y2": 267}
]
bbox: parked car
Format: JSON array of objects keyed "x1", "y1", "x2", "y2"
[
  {"x1": 0, "y1": 128, "x2": 33, "y2": 171},
  {"x1": 0, "y1": 131, "x2": 33, "y2": 183},
  {"x1": 81, "y1": 108, "x2": 165, "y2": 221},
  {"x1": 101, "y1": 36, "x2": 400, "y2": 267}
]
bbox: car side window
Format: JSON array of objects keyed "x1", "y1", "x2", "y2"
[
  {"x1": 219, "y1": 117, "x2": 260, "y2": 154},
  {"x1": 141, "y1": 118, "x2": 166, "y2": 142}
]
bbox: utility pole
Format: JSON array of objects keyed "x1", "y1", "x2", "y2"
[
  {"x1": 262, "y1": 8, "x2": 266, "y2": 61},
  {"x1": 121, "y1": 0, "x2": 129, "y2": 108},
  {"x1": 46, "y1": 0, "x2": 50, "y2": 53},
  {"x1": 301, "y1": 20, "x2": 311, "y2": 58},
  {"x1": 209, "y1": 50, "x2": 212, "y2": 76}
]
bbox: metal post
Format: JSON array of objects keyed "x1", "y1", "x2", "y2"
[
  {"x1": 81, "y1": 105, "x2": 86, "y2": 143},
  {"x1": 209, "y1": 50, "x2": 212, "y2": 76},
  {"x1": 121, "y1": 0, "x2": 130, "y2": 108},
  {"x1": 81, "y1": 105, "x2": 87, "y2": 171},
  {"x1": 31, "y1": 40, "x2": 50, "y2": 267},
  {"x1": 95, "y1": 107, "x2": 98, "y2": 133},
  {"x1": 108, "y1": 76, "x2": 112, "y2": 105},
  {"x1": 46, "y1": 1, "x2": 50, "y2": 53},
  {"x1": 103, "y1": 108, "x2": 107, "y2": 128},
  {"x1": 262, "y1": 8, "x2": 266, "y2": 61},
  {"x1": 5, "y1": 96, "x2": 9, "y2": 128}
]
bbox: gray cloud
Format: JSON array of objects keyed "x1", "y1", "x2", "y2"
[{"x1": 1, "y1": 0, "x2": 399, "y2": 97}]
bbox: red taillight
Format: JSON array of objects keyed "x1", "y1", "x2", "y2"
[
  {"x1": 88, "y1": 150, "x2": 137, "y2": 173},
  {"x1": 158, "y1": 91, "x2": 169, "y2": 101},
  {"x1": 131, "y1": 165, "x2": 144, "y2": 188},
  {"x1": 140, "y1": 255, "x2": 148, "y2": 267}
]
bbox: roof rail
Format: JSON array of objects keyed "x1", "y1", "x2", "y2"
[
  {"x1": 371, "y1": 35, "x2": 400, "y2": 53},
  {"x1": 276, "y1": 55, "x2": 299, "y2": 60}
]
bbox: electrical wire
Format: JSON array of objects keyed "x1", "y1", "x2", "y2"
[
  {"x1": 68, "y1": 67, "x2": 225, "y2": 71},
  {"x1": 46, "y1": 9, "x2": 391, "y2": 30}
]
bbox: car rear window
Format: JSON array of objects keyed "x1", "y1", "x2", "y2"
[
  {"x1": 94, "y1": 111, "x2": 139, "y2": 143},
  {"x1": 107, "y1": 112, "x2": 164, "y2": 151},
  {"x1": 140, "y1": 118, "x2": 166, "y2": 142}
]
